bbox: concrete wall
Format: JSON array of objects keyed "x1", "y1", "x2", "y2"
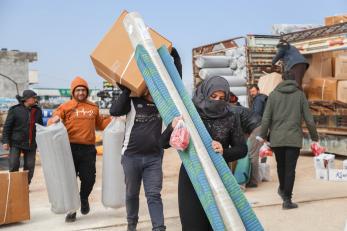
[{"x1": 0, "y1": 50, "x2": 37, "y2": 98}]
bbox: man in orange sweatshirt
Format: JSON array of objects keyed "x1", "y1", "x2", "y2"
[{"x1": 49, "y1": 76, "x2": 111, "y2": 222}]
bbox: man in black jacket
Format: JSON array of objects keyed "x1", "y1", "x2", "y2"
[
  {"x1": 2, "y1": 90, "x2": 43, "y2": 184},
  {"x1": 249, "y1": 84, "x2": 268, "y2": 117}
]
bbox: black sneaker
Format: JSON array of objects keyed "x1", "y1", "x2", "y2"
[
  {"x1": 127, "y1": 224, "x2": 137, "y2": 231},
  {"x1": 81, "y1": 199, "x2": 90, "y2": 215},
  {"x1": 246, "y1": 182, "x2": 258, "y2": 188},
  {"x1": 65, "y1": 212, "x2": 76, "y2": 223},
  {"x1": 282, "y1": 200, "x2": 298, "y2": 210},
  {"x1": 277, "y1": 188, "x2": 285, "y2": 200}
]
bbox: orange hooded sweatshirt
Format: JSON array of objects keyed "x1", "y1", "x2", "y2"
[{"x1": 48, "y1": 76, "x2": 111, "y2": 145}]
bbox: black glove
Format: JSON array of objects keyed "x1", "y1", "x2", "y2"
[{"x1": 170, "y1": 47, "x2": 183, "y2": 78}]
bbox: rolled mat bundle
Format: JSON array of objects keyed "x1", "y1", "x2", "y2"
[
  {"x1": 102, "y1": 118, "x2": 126, "y2": 208},
  {"x1": 195, "y1": 56, "x2": 231, "y2": 68},
  {"x1": 123, "y1": 12, "x2": 263, "y2": 231},
  {"x1": 221, "y1": 76, "x2": 247, "y2": 87},
  {"x1": 35, "y1": 122, "x2": 80, "y2": 214},
  {"x1": 229, "y1": 87, "x2": 248, "y2": 96},
  {"x1": 199, "y1": 68, "x2": 234, "y2": 80}
]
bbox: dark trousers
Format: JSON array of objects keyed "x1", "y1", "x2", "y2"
[
  {"x1": 70, "y1": 143, "x2": 97, "y2": 200},
  {"x1": 9, "y1": 147, "x2": 36, "y2": 184},
  {"x1": 122, "y1": 154, "x2": 165, "y2": 231},
  {"x1": 178, "y1": 164, "x2": 212, "y2": 231},
  {"x1": 286, "y1": 63, "x2": 308, "y2": 90},
  {"x1": 272, "y1": 147, "x2": 300, "y2": 200}
]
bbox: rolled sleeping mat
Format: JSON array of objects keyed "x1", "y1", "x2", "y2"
[
  {"x1": 230, "y1": 59, "x2": 238, "y2": 70},
  {"x1": 220, "y1": 76, "x2": 247, "y2": 87},
  {"x1": 199, "y1": 68, "x2": 234, "y2": 80},
  {"x1": 195, "y1": 56, "x2": 231, "y2": 68},
  {"x1": 102, "y1": 118, "x2": 126, "y2": 208},
  {"x1": 229, "y1": 87, "x2": 247, "y2": 96},
  {"x1": 36, "y1": 122, "x2": 80, "y2": 214}
]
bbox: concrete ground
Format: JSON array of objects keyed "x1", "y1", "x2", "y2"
[{"x1": 1, "y1": 149, "x2": 347, "y2": 231}]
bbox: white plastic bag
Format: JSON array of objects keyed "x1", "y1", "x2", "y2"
[
  {"x1": 36, "y1": 122, "x2": 80, "y2": 214},
  {"x1": 259, "y1": 163, "x2": 271, "y2": 182},
  {"x1": 102, "y1": 117, "x2": 126, "y2": 208}
]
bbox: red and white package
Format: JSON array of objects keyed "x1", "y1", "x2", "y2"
[
  {"x1": 169, "y1": 120, "x2": 190, "y2": 151},
  {"x1": 259, "y1": 143, "x2": 273, "y2": 158},
  {"x1": 311, "y1": 142, "x2": 326, "y2": 156}
]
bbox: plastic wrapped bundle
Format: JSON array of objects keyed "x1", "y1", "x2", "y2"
[
  {"x1": 272, "y1": 24, "x2": 321, "y2": 35},
  {"x1": 229, "y1": 87, "x2": 247, "y2": 96},
  {"x1": 199, "y1": 68, "x2": 234, "y2": 80},
  {"x1": 36, "y1": 122, "x2": 80, "y2": 214},
  {"x1": 195, "y1": 56, "x2": 231, "y2": 68},
  {"x1": 220, "y1": 76, "x2": 247, "y2": 87},
  {"x1": 102, "y1": 118, "x2": 126, "y2": 208},
  {"x1": 238, "y1": 95, "x2": 249, "y2": 108},
  {"x1": 230, "y1": 59, "x2": 238, "y2": 70}
]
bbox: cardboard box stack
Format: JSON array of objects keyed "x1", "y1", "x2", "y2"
[
  {"x1": 314, "y1": 154, "x2": 347, "y2": 181},
  {"x1": 91, "y1": 10, "x2": 172, "y2": 96},
  {"x1": 305, "y1": 51, "x2": 347, "y2": 103},
  {"x1": 0, "y1": 171, "x2": 30, "y2": 225},
  {"x1": 325, "y1": 14, "x2": 347, "y2": 26}
]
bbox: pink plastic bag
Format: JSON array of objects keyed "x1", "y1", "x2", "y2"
[
  {"x1": 259, "y1": 143, "x2": 273, "y2": 158},
  {"x1": 169, "y1": 120, "x2": 190, "y2": 151},
  {"x1": 311, "y1": 142, "x2": 326, "y2": 156}
]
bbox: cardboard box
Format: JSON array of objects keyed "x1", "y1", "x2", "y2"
[
  {"x1": 325, "y1": 15, "x2": 347, "y2": 26},
  {"x1": 343, "y1": 160, "x2": 347, "y2": 170},
  {"x1": 303, "y1": 53, "x2": 332, "y2": 84},
  {"x1": 335, "y1": 56, "x2": 347, "y2": 78},
  {"x1": 0, "y1": 171, "x2": 30, "y2": 225},
  {"x1": 91, "y1": 10, "x2": 172, "y2": 96},
  {"x1": 313, "y1": 153, "x2": 335, "y2": 169},
  {"x1": 328, "y1": 169, "x2": 347, "y2": 181},
  {"x1": 307, "y1": 77, "x2": 337, "y2": 101},
  {"x1": 338, "y1": 81, "x2": 347, "y2": 103}
]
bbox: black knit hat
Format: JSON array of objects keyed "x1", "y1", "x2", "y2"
[{"x1": 19, "y1": 90, "x2": 37, "y2": 101}]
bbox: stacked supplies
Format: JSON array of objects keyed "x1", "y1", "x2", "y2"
[{"x1": 196, "y1": 47, "x2": 249, "y2": 107}]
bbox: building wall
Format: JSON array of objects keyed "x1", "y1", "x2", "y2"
[{"x1": 0, "y1": 50, "x2": 37, "y2": 98}]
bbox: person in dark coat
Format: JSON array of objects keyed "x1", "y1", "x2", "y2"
[
  {"x1": 228, "y1": 100, "x2": 263, "y2": 188},
  {"x1": 161, "y1": 76, "x2": 247, "y2": 231},
  {"x1": 2, "y1": 90, "x2": 43, "y2": 184},
  {"x1": 272, "y1": 39, "x2": 309, "y2": 90},
  {"x1": 259, "y1": 73, "x2": 318, "y2": 210},
  {"x1": 249, "y1": 84, "x2": 268, "y2": 117}
]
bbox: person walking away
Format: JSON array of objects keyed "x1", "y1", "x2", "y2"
[
  {"x1": 272, "y1": 39, "x2": 309, "y2": 90},
  {"x1": 259, "y1": 73, "x2": 318, "y2": 209},
  {"x1": 2, "y1": 90, "x2": 43, "y2": 185},
  {"x1": 49, "y1": 76, "x2": 111, "y2": 222},
  {"x1": 161, "y1": 76, "x2": 248, "y2": 231}
]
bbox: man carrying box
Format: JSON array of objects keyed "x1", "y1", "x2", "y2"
[{"x1": 49, "y1": 76, "x2": 111, "y2": 222}]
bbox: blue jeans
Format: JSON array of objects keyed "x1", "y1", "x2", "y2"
[{"x1": 122, "y1": 154, "x2": 165, "y2": 231}]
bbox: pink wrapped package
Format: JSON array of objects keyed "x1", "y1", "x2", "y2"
[{"x1": 169, "y1": 120, "x2": 190, "y2": 151}]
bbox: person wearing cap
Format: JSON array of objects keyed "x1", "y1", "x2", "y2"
[
  {"x1": 48, "y1": 76, "x2": 111, "y2": 222},
  {"x1": 2, "y1": 90, "x2": 43, "y2": 185},
  {"x1": 272, "y1": 39, "x2": 309, "y2": 90}
]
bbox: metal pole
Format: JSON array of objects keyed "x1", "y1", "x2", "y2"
[{"x1": 0, "y1": 72, "x2": 19, "y2": 95}]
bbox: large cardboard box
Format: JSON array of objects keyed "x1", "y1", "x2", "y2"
[
  {"x1": 325, "y1": 15, "x2": 347, "y2": 26},
  {"x1": 0, "y1": 171, "x2": 30, "y2": 225},
  {"x1": 307, "y1": 77, "x2": 337, "y2": 101},
  {"x1": 335, "y1": 56, "x2": 347, "y2": 79},
  {"x1": 91, "y1": 10, "x2": 172, "y2": 96},
  {"x1": 303, "y1": 53, "x2": 332, "y2": 84}
]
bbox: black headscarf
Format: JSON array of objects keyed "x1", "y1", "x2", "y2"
[{"x1": 193, "y1": 76, "x2": 230, "y2": 119}]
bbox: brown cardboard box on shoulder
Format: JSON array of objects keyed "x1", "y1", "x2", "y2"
[
  {"x1": 91, "y1": 10, "x2": 172, "y2": 97},
  {"x1": 0, "y1": 171, "x2": 30, "y2": 225}
]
